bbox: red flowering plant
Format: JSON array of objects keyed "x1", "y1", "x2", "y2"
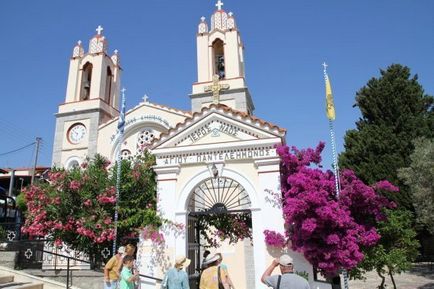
[
  {"x1": 21, "y1": 151, "x2": 162, "y2": 261},
  {"x1": 264, "y1": 142, "x2": 397, "y2": 277}
]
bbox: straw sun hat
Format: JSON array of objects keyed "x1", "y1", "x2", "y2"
[{"x1": 175, "y1": 255, "x2": 191, "y2": 269}]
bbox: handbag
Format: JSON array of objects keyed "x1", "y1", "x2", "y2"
[{"x1": 217, "y1": 266, "x2": 225, "y2": 289}]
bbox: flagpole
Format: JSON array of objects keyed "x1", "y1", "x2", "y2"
[
  {"x1": 113, "y1": 87, "x2": 126, "y2": 255},
  {"x1": 323, "y1": 63, "x2": 348, "y2": 289}
]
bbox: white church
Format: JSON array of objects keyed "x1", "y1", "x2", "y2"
[{"x1": 51, "y1": 2, "x2": 332, "y2": 289}]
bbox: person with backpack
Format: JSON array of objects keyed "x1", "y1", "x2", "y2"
[
  {"x1": 200, "y1": 253, "x2": 232, "y2": 289},
  {"x1": 261, "y1": 254, "x2": 310, "y2": 289}
]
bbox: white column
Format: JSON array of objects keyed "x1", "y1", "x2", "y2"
[
  {"x1": 155, "y1": 165, "x2": 180, "y2": 249},
  {"x1": 175, "y1": 211, "x2": 187, "y2": 257},
  {"x1": 254, "y1": 158, "x2": 283, "y2": 289},
  {"x1": 138, "y1": 165, "x2": 180, "y2": 284},
  {"x1": 251, "y1": 208, "x2": 267, "y2": 289}
]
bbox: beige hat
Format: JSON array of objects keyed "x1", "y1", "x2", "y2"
[
  {"x1": 175, "y1": 255, "x2": 191, "y2": 269},
  {"x1": 279, "y1": 254, "x2": 293, "y2": 266}
]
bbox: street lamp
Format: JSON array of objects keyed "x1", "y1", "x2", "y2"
[{"x1": 19, "y1": 178, "x2": 24, "y2": 191}]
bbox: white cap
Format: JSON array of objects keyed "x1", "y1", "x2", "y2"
[
  {"x1": 279, "y1": 254, "x2": 293, "y2": 266},
  {"x1": 117, "y1": 246, "x2": 126, "y2": 254}
]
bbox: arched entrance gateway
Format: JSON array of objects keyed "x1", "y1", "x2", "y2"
[
  {"x1": 140, "y1": 105, "x2": 331, "y2": 289},
  {"x1": 186, "y1": 176, "x2": 253, "y2": 288}
]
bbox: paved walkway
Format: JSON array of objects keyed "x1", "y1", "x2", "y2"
[{"x1": 349, "y1": 264, "x2": 434, "y2": 289}]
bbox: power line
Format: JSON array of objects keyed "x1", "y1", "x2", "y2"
[{"x1": 0, "y1": 142, "x2": 36, "y2": 157}]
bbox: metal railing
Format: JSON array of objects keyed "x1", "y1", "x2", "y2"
[{"x1": 1, "y1": 224, "x2": 162, "y2": 289}]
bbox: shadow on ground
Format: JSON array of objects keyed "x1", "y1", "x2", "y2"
[
  {"x1": 411, "y1": 263, "x2": 434, "y2": 280},
  {"x1": 418, "y1": 283, "x2": 434, "y2": 289}
]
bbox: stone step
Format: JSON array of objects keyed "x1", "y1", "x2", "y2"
[
  {"x1": 0, "y1": 282, "x2": 43, "y2": 289},
  {"x1": 0, "y1": 252, "x2": 17, "y2": 269},
  {"x1": 0, "y1": 275, "x2": 14, "y2": 284},
  {"x1": 0, "y1": 282, "x2": 30, "y2": 288}
]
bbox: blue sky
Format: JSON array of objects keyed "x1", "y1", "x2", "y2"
[{"x1": 0, "y1": 0, "x2": 433, "y2": 169}]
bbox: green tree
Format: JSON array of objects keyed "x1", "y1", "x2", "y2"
[
  {"x1": 339, "y1": 64, "x2": 434, "y2": 209},
  {"x1": 398, "y1": 138, "x2": 434, "y2": 233},
  {"x1": 340, "y1": 64, "x2": 431, "y2": 286},
  {"x1": 116, "y1": 151, "x2": 161, "y2": 240},
  {"x1": 350, "y1": 209, "x2": 419, "y2": 289}
]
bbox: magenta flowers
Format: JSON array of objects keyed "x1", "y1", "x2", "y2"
[{"x1": 264, "y1": 143, "x2": 397, "y2": 276}]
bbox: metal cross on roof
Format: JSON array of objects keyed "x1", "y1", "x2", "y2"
[
  {"x1": 205, "y1": 74, "x2": 230, "y2": 104},
  {"x1": 216, "y1": 0, "x2": 224, "y2": 10},
  {"x1": 143, "y1": 94, "x2": 149, "y2": 103},
  {"x1": 96, "y1": 25, "x2": 104, "y2": 35}
]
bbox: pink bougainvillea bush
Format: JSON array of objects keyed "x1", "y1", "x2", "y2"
[
  {"x1": 21, "y1": 152, "x2": 162, "y2": 258},
  {"x1": 264, "y1": 142, "x2": 397, "y2": 277}
]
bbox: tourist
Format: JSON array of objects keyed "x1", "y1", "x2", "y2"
[
  {"x1": 104, "y1": 246, "x2": 125, "y2": 289},
  {"x1": 124, "y1": 244, "x2": 136, "y2": 257},
  {"x1": 200, "y1": 253, "x2": 232, "y2": 289},
  {"x1": 201, "y1": 250, "x2": 211, "y2": 270},
  {"x1": 215, "y1": 253, "x2": 234, "y2": 289},
  {"x1": 261, "y1": 254, "x2": 310, "y2": 289},
  {"x1": 162, "y1": 255, "x2": 191, "y2": 289},
  {"x1": 119, "y1": 255, "x2": 139, "y2": 289}
]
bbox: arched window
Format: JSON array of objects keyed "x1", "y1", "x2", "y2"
[
  {"x1": 80, "y1": 62, "x2": 93, "y2": 100},
  {"x1": 105, "y1": 66, "x2": 113, "y2": 104},
  {"x1": 65, "y1": 156, "x2": 81, "y2": 170},
  {"x1": 212, "y1": 39, "x2": 225, "y2": 79}
]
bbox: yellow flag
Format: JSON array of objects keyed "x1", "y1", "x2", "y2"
[{"x1": 324, "y1": 73, "x2": 336, "y2": 120}]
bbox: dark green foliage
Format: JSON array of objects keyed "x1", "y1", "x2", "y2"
[
  {"x1": 339, "y1": 64, "x2": 434, "y2": 209},
  {"x1": 15, "y1": 193, "x2": 27, "y2": 212},
  {"x1": 114, "y1": 150, "x2": 161, "y2": 242},
  {"x1": 350, "y1": 209, "x2": 420, "y2": 289}
]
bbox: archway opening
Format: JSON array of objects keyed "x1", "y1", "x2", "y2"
[
  {"x1": 186, "y1": 176, "x2": 254, "y2": 289},
  {"x1": 80, "y1": 62, "x2": 93, "y2": 100},
  {"x1": 212, "y1": 39, "x2": 225, "y2": 79},
  {"x1": 105, "y1": 66, "x2": 113, "y2": 104}
]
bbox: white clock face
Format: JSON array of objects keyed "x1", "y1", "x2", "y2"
[{"x1": 68, "y1": 123, "x2": 86, "y2": 144}]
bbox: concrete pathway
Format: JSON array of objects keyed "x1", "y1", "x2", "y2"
[{"x1": 349, "y1": 264, "x2": 434, "y2": 289}]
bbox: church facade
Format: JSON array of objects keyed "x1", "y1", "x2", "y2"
[{"x1": 52, "y1": 2, "x2": 331, "y2": 289}]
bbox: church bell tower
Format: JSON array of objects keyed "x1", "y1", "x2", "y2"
[
  {"x1": 52, "y1": 26, "x2": 121, "y2": 168},
  {"x1": 191, "y1": 1, "x2": 254, "y2": 114}
]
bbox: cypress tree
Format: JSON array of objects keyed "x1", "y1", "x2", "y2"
[{"x1": 339, "y1": 64, "x2": 434, "y2": 209}]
